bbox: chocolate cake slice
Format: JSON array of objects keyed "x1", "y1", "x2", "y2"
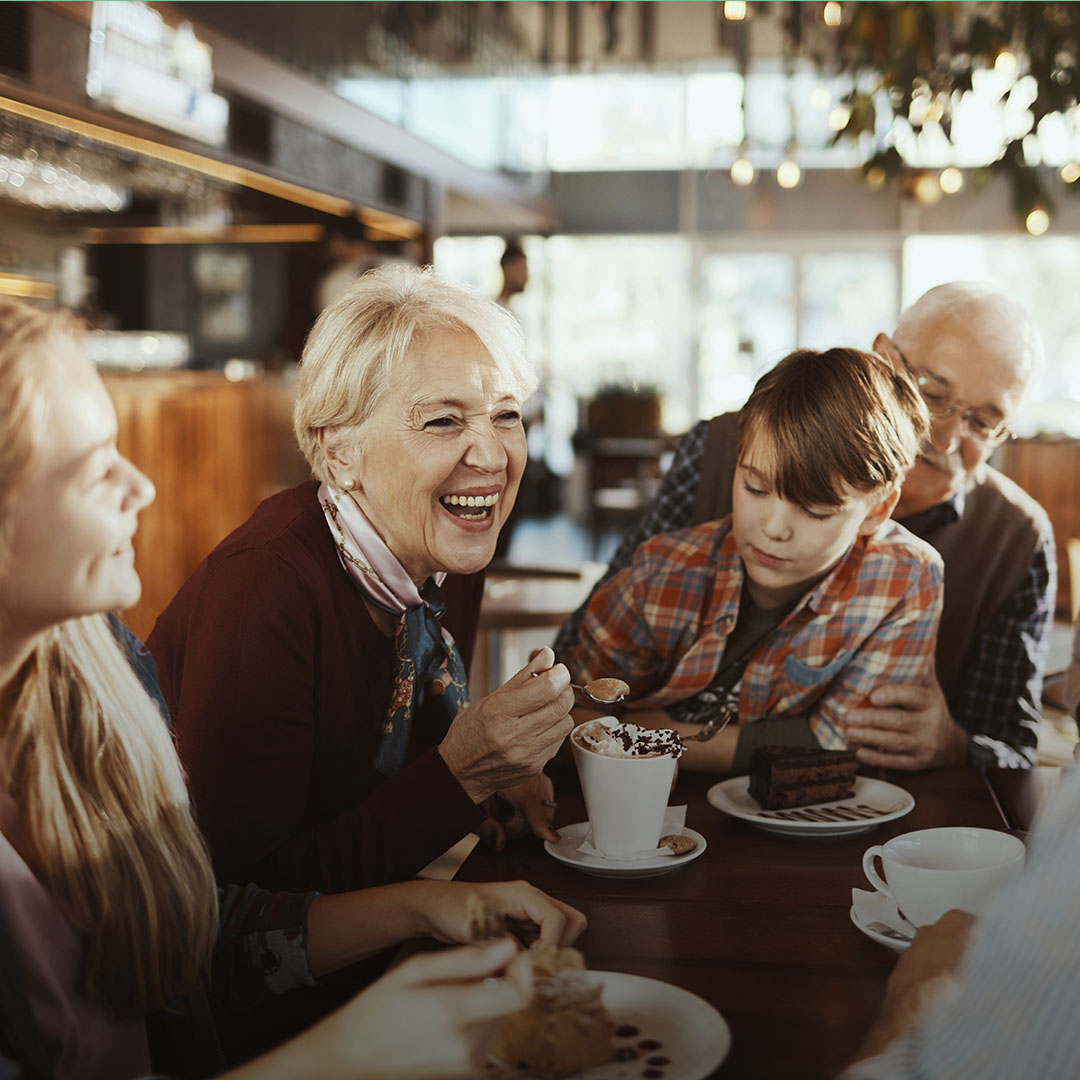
[{"x1": 748, "y1": 745, "x2": 859, "y2": 810}]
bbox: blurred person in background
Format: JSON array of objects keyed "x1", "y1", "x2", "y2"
[
  {"x1": 315, "y1": 219, "x2": 377, "y2": 313},
  {"x1": 0, "y1": 296, "x2": 586, "y2": 1080},
  {"x1": 557, "y1": 282, "x2": 1053, "y2": 774},
  {"x1": 491, "y1": 237, "x2": 562, "y2": 557},
  {"x1": 496, "y1": 237, "x2": 529, "y2": 308}
]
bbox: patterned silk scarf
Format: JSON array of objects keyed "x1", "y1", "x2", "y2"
[{"x1": 319, "y1": 482, "x2": 468, "y2": 776}]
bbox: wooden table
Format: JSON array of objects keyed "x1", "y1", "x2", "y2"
[{"x1": 456, "y1": 760, "x2": 1013, "y2": 1080}]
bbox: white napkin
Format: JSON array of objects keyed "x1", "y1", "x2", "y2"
[
  {"x1": 576, "y1": 805, "x2": 689, "y2": 861},
  {"x1": 851, "y1": 887, "x2": 917, "y2": 941}
]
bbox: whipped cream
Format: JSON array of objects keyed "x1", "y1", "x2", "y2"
[{"x1": 574, "y1": 719, "x2": 685, "y2": 759}]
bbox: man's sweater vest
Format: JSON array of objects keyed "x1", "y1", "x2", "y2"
[{"x1": 692, "y1": 412, "x2": 1049, "y2": 704}]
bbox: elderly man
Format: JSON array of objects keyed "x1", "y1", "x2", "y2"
[{"x1": 556, "y1": 282, "x2": 1054, "y2": 770}]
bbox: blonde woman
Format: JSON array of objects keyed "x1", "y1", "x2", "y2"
[{"x1": 0, "y1": 298, "x2": 584, "y2": 1080}]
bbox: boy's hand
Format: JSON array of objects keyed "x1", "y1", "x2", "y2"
[{"x1": 842, "y1": 677, "x2": 967, "y2": 771}]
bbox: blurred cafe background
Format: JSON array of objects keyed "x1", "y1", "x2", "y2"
[{"x1": 5, "y1": 1, "x2": 1080, "y2": 715}]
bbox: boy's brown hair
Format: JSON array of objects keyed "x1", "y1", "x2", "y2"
[{"x1": 736, "y1": 347, "x2": 929, "y2": 508}]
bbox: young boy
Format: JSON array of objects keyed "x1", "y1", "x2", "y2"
[{"x1": 562, "y1": 347, "x2": 944, "y2": 773}]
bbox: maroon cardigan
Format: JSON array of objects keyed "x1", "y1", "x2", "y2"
[{"x1": 148, "y1": 481, "x2": 486, "y2": 895}]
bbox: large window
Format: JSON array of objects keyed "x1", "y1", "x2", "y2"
[
  {"x1": 435, "y1": 236, "x2": 898, "y2": 431},
  {"x1": 338, "y1": 64, "x2": 1080, "y2": 174}
]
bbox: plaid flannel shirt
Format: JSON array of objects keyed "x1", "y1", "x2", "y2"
[{"x1": 564, "y1": 516, "x2": 944, "y2": 749}]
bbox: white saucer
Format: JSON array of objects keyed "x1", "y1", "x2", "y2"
[
  {"x1": 706, "y1": 776, "x2": 914, "y2": 837},
  {"x1": 849, "y1": 904, "x2": 913, "y2": 953},
  {"x1": 544, "y1": 822, "x2": 707, "y2": 878},
  {"x1": 491, "y1": 971, "x2": 731, "y2": 1079}
]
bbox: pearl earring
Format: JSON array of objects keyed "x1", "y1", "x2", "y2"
[{"x1": 342, "y1": 478, "x2": 355, "y2": 490}]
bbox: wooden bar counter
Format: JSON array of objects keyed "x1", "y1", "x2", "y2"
[
  {"x1": 102, "y1": 370, "x2": 306, "y2": 640},
  {"x1": 457, "y1": 760, "x2": 1012, "y2": 1080}
]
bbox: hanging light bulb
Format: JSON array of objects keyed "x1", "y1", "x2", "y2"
[
  {"x1": 939, "y1": 167, "x2": 963, "y2": 194},
  {"x1": 777, "y1": 157, "x2": 802, "y2": 189},
  {"x1": 1061, "y1": 162, "x2": 1080, "y2": 183},
  {"x1": 810, "y1": 83, "x2": 832, "y2": 110},
  {"x1": 912, "y1": 172, "x2": 943, "y2": 205},
  {"x1": 828, "y1": 104, "x2": 851, "y2": 132},
  {"x1": 724, "y1": 1, "x2": 747, "y2": 20},
  {"x1": 995, "y1": 49, "x2": 1017, "y2": 74},
  {"x1": 823, "y1": 2, "x2": 842, "y2": 28},
  {"x1": 731, "y1": 155, "x2": 755, "y2": 186},
  {"x1": 1025, "y1": 206, "x2": 1050, "y2": 235},
  {"x1": 864, "y1": 165, "x2": 887, "y2": 190}
]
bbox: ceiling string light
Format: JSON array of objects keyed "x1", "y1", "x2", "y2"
[
  {"x1": 938, "y1": 166, "x2": 964, "y2": 195},
  {"x1": 1026, "y1": 205, "x2": 1050, "y2": 235},
  {"x1": 730, "y1": 150, "x2": 754, "y2": 186}
]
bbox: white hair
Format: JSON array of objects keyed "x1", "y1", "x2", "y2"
[
  {"x1": 294, "y1": 264, "x2": 537, "y2": 483},
  {"x1": 895, "y1": 281, "x2": 1044, "y2": 387}
]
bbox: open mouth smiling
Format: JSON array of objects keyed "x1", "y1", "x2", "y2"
[{"x1": 439, "y1": 492, "x2": 500, "y2": 521}]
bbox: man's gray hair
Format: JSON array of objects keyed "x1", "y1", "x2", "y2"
[
  {"x1": 294, "y1": 264, "x2": 537, "y2": 482},
  {"x1": 895, "y1": 281, "x2": 1044, "y2": 386}
]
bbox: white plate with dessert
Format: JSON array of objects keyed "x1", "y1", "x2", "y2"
[
  {"x1": 492, "y1": 969, "x2": 732, "y2": 1080},
  {"x1": 545, "y1": 822, "x2": 708, "y2": 878},
  {"x1": 707, "y1": 776, "x2": 915, "y2": 837}
]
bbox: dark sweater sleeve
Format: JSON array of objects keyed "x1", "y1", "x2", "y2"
[
  {"x1": 211, "y1": 884, "x2": 319, "y2": 1011},
  {"x1": 151, "y1": 547, "x2": 484, "y2": 894}
]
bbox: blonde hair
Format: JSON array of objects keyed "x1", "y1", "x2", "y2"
[
  {"x1": 294, "y1": 263, "x2": 537, "y2": 482},
  {"x1": 0, "y1": 298, "x2": 217, "y2": 1012},
  {"x1": 737, "y1": 347, "x2": 929, "y2": 508}
]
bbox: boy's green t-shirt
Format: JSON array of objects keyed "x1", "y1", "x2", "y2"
[{"x1": 668, "y1": 581, "x2": 819, "y2": 772}]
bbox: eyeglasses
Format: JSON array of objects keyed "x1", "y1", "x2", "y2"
[{"x1": 896, "y1": 347, "x2": 1014, "y2": 448}]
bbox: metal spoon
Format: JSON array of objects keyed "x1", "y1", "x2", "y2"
[
  {"x1": 571, "y1": 678, "x2": 630, "y2": 706},
  {"x1": 679, "y1": 707, "x2": 736, "y2": 743},
  {"x1": 864, "y1": 921, "x2": 915, "y2": 943}
]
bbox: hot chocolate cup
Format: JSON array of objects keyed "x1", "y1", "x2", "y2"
[
  {"x1": 862, "y1": 826, "x2": 1025, "y2": 928},
  {"x1": 570, "y1": 718, "x2": 678, "y2": 858}
]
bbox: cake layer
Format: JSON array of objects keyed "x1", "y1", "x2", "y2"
[
  {"x1": 748, "y1": 746, "x2": 858, "y2": 810},
  {"x1": 752, "y1": 780, "x2": 856, "y2": 809}
]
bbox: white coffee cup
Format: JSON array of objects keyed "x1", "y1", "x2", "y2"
[
  {"x1": 862, "y1": 826, "x2": 1025, "y2": 928},
  {"x1": 570, "y1": 717, "x2": 678, "y2": 858}
]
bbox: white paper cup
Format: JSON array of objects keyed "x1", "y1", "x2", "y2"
[
  {"x1": 570, "y1": 718, "x2": 678, "y2": 858},
  {"x1": 862, "y1": 826, "x2": 1025, "y2": 928}
]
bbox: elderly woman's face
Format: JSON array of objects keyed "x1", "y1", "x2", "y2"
[{"x1": 349, "y1": 326, "x2": 527, "y2": 584}]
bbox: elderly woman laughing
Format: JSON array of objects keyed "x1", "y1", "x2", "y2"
[{"x1": 149, "y1": 266, "x2": 574, "y2": 897}]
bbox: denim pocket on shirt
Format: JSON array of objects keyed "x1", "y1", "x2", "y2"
[{"x1": 784, "y1": 650, "x2": 854, "y2": 687}]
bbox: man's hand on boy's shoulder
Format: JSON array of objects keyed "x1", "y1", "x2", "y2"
[{"x1": 841, "y1": 679, "x2": 968, "y2": 771}]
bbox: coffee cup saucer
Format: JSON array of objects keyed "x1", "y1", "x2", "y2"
[
  {"x1": 544, "y1": 822, "x2": 707, "y2": 878},
  {"x1": 850, "y1": 887, "x2": 916, "y2": 953},
  {"x1": 850, "y1": 904, "x2": 914, "y2": 952}
]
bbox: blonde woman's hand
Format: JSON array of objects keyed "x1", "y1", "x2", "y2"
[
  {"x1": 413, "y1": 879, "x2": 587, "y2": 949},
  {"x1": 439, "y1": 647, "x2": 575, "y2": 803}
]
